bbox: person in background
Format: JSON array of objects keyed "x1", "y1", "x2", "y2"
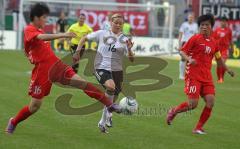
[
  {"x1": 122, "y1": 18, "x2": 133, "y2": 36},
  {"x1": 67, "y1": 13, "x2": 93, "y2": 73},
  {"x1": 56, "y1": 11, "x2": 68, "y2": 52},
  {"x1": 178, "y1": 13, "x2": 198, "y2": 80},
  {"x1": 212, "y1": 17, "x2": 233, "y2": 83},
  {"x1": 183, "y1": 4, "x2": 193, "y2": 21}
]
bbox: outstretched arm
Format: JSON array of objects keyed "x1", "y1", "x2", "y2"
[{"x1": 37, "y1": 32, "x2": 76, "y2": 41}]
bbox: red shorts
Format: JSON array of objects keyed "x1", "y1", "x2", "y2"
[
  {"x1": 28, "y1": 59, "x2": 76, "y2": 99},
  {"x1": 184, "y1": 78, "x2": 215, "y2": 99}
]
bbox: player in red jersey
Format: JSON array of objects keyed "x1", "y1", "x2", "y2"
[
  {"x1": 212, "y1": 17, "x2": 233, "y2": 83},
  {"x1": 166, "y1": 14, "x2": 234, "y2": 134},
  {"x1": 5, "y1": 3, "x2": 122, "y2": 134}
]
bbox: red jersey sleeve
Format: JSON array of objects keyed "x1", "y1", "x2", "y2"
[
  {"x1": 24, "y1": 26, "x2": 41, "y2": 42},
  {"x1": 181, "y1": 35, "x2": 196, "y2": 55}
]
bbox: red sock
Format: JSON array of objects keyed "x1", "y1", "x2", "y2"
[
  {"x1": 174, "y1": 102, "x2": 190, "y2": 113},
  {"x1": 216, "y1": 67, "x2": 221, "y2": 80},
  {"x1": 11, "y1": 106, "x2": 32, "y2": 126},
  {"x1": 195, "y1": 106, "x2": 212, "y2": 129},
  {"x1": 84, "y1": 83, "x2": 112, "y2": 106}
]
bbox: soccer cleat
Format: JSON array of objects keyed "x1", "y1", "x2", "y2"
[
  {"x1": 105, "y1": 114, "x2": 113, "y2": 128},
  {"x1": 98, "y1": 123, "x2": 108, "y2": 133},
  {"x1": 192, "y1": 128, "x2": 207, "y2": 135},
  {"x1": 107, "y1": 103, "x2": 122, "y2": 114},
  {"x1": 166, "y1": 108, "x2": 177, "y2": 125},
  {"x1": 5, "y1": 117, "x2": 16, "y2": 134}
]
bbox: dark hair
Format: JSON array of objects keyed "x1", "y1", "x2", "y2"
[
  {"x1": 30, "y1": 3, "x2": 50, "y2": 21},
  {"x1": 220, "y1": 16, "x2": 228, "y2": 21},
  {"x1": 197, "y1": 13, "x2": 215, "y2": 27},
  {"x1": 79, "y1": 13, "x2": 86, "y2": 17}
]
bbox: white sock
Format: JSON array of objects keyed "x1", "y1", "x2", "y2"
[
  {"x1": 99, "y1": 107, "x2": 108, "y2": 126},
  {"x1": 99, "y1": 92, "x2": 114, "y2": 126},
  {"x1": 179, "y1": 60, "x2": 186, "y2": 79}
]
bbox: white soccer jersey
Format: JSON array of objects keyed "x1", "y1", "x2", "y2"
[
  {"x1": 179, "y1": 22, "x2": 198, "y2": 42},
  {"x1": 87, "y1": 30, "x2": 129, "y2": 71}
]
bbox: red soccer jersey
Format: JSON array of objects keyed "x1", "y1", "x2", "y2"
[
  {"x1": 212, "y1": 27, "x2": 232, "y2": 49},
  {"x1": 23, "y1": 24, "x2": 58, "y2": 64},
  {"x1": 181, "y1": 34, "x2": 220, "y2": 82}
]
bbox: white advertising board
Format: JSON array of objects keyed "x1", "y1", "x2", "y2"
[
  {"x1": 132, "y1": 37, "x2": 178, "y2": 56},
  {"x1": 0, "y1": 31, "x2": 17, "y2": 50}
]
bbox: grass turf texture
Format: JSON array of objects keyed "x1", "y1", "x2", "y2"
[{"x1": 0, "y1": 50, "x2": 239, "y2": 149}]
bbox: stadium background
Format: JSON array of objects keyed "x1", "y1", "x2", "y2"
[
  {"x1": 1, "y1": 0, "x2": 240, "y2": 59},
  {"x1": 0, "y1": 0, "x2": 240, "y2": 149}
]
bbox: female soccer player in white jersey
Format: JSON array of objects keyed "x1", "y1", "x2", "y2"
[
  {"x1": 73, "y1": 13, "x2": 134, "y2": 133},
  {"x1": 178, "y1": 13, "x2": 198, "y2": 80}
]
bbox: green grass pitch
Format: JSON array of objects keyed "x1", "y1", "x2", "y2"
[{"x1": 0, "y1": 50, "x2": 239, "y2": 149}]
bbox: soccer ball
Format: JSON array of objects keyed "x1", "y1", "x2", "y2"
[{"x1": 119, "y1": 96, "x2": 138, "y2": 115}]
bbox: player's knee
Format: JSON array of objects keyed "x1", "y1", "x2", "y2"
[
  {"x1": 107, "y1": 86, "x2": 115, "y2": 92},
  {"x1": 206, "y1": 100, "x2": 214, "y2": 108},
  {"x1": 105, "y1": 83, "x2": 115, "y2": 93},
  {"x1": 205, "y1": 95, "x2": 215, "y2": 108},
  {"x1": 190, "y1": 104, "x2": 198, "y2": 110},
  {"x1": 105, "y1": 82, "x2": 116, "y2": 95},
  {"x1": 189, "y1": 101, "x2": 198, "y2": 109},
  {"x1": 69, "y1": 74, "x2": 87, "y2": 89},
  {"x1": 29, "y1": 100, "x2": 42, "y2": 113},
  {"x1": 29, "y1": 103, "x2": 41, "y2": 113},
  {"x1": 192, "y1": 103, "x2": 198, "y2": 109}
]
